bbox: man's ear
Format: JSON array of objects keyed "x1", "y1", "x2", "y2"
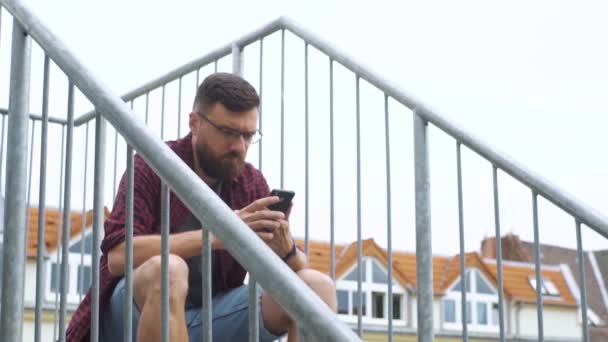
[{"x1": 189, "y1": 112, "x2": 198, "y2": 134}]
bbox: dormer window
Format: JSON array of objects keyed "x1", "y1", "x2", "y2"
[
  {"x1": 442, "y1": 269, "x2": 500, "y2": 332},
  {"x1": 528, "y1": 277, "x2": 560, "y2": 297},
  {"x1": 336, "y1": 258, "x2": 407, "y2": 324}
]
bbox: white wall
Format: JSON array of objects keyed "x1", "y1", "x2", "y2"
[
  {"x1": 24, "y1": 261, "x2": 40, "y2": 304},
  {"x1": 518, "y1": 303, "x2": 580, "y2": 340},
  {"x1": 22, "y1": 318, "x2": 56, "y2": 342}
]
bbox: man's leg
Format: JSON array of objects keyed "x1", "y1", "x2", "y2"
[
  {"x1": 260, "y1": 268, "x2": 337, "y2": 342},
  {"x1": 132, "y1": 254, "x2": 189, "y2": 342}
]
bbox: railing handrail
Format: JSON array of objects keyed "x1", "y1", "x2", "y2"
[
  {"x1": 0, "y1": 1, "x2": 360, "y2": 341},
  {"x1": 71, "y1": 16, "x2": 608, "y2": 240}
]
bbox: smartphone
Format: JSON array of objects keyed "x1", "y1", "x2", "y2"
[{"x1": 267, "y1": 189, "x2": 295, "y2": 213}]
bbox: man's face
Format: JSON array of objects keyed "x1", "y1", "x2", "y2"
[{"x1": 190, "y1": 103, "x2": 258, "y2": 181}]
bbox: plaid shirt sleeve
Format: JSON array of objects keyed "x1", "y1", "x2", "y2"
[{"x1": 101, "y1": 153, "x2": 161, "y2": 254}]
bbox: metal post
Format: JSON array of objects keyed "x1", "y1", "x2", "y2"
[
  {"x1": 53, "y1": 125, "x2": 66, "y2": 341},
  {"x1": 161, "y1": 183, "x2": 170, "y2": 342},
  {"x1": 34, "y1": 54, "x2": 51, "y2": 342},
  {"x1": 0, "y1": 19, "x2": 31, "y2": 342},
  {"x1": 203, "y1": 227, "x2": 214, "y2": 342},
  {"x1": 145, "y1": 92, "x2": 150, "y2": 125},
  {"x1": 124, "y1": 145, "x2": 134, "y2": 342},
  {"x1": 178, "y1": 76, "x2": 182, "y2": 137},
  {"x1": 329, "y1": 58, "x2": 335, "y2": 281},
  {"x1": 91, "y1": 111, "x2": 106, "y2": 342},
  {"x1": 493, "y1": 166, "x2": 506, "y2": 342},
  {"x1": 384, "y1": 94, "x2": 394, "y2": 342},
  {"x1": 161, "y1": 84, "x2": 166, "y2": 139},
  {"x1": 58, "y1": 82, "x2": 75, "y2": 342},
  {"x1": 112, "y1": 129, "x2": 118, "y2": 202},
  {"x1": 413, "y1": 108, "x2": 433, "y2": 342},
  {"x1": 456, "y1": 142, "x2": 469, "y2": 341},
  {"x1": 26, "y1": 120, "x2": 35, "y2": 220},
  {"x1": 576, "y1": 220, "x2": 590, "y2": 342},
  {"x1": 304, "y1": 43, "x2": 309, "y2": 256},
  {"x1": 0, "y1": 114, "x2": 5, "y2": 195},
  {"x1": 532, "y1": 192, "x2": 544, "y2": 341},
  {"x1": 258, "y1": 38, "x2": 263, "y2": 172},
  {"x1": 232, "y1": 43, "x2": 243, "y2": 77},
  {"x1": 280, "y1": 29, "x2": 285, "y2": 189},
  {"x1": 355, "y1": 76, "x2": 363, "y2": 337},
  {"x1": 79, "y1": 122, "x2": 90, "y2": 302}
]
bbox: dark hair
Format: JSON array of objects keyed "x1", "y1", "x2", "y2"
[{"x1": 193, "y1": 72, "x2": 260, "y2": 114}]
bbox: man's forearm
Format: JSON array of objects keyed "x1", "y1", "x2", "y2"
[{"x1": 108, "y1": 230, "x2": 217, "y2": 276}]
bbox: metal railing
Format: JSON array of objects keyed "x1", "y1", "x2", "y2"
[{"x1": 1, "y1": 0, "x2": 607, "y2": 342}]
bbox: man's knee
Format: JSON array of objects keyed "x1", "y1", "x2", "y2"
[
  {"x1": 133, "y1": 254, "x2": 189, "y2": 306},
  {"x1": 296, "y1": 268, "x2": 337, "y2": 312}
]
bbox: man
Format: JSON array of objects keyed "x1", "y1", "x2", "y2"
[{"x1": 66, "y1": 73, "x2": 337, "y2": 342}]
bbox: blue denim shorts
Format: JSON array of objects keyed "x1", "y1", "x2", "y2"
[{"x1": 100, "y1": 278, "x2": 282, "y2": 342}]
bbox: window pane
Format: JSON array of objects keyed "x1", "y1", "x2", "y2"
[
  {"x1": 50, "y1": 262, "x2": 68, "y2": 294},
  {"x1": 372, "y1": 262, "x2": 388, "y2": 284},
  {"x1": 77, "y1": 265, "x2": 92, "y2": 294},
  {"x1": 372, "y1": 292, "x2": 385, "y2": 318},
  {"x1": 476, "y1": 271, "x2": 494, "y2": 294},
  {"x1": 443, "y1": 299, "x2": 456, "y2": 323},
  {"x1": 544, "y1": 280, "x2": 560, "y2": 296},
  {"x1": 466, "y1": 301, "x2": 472, "y2": 323},
  {"x1": 393, "y1": 294, "x2": 402, "y2": 320},
  {"x1": 344, "y1": 262, "x2": 366, "y2": 282},
  {"x1": 477, "y1": 302, "x2": 488, "y2": 325},
  {"x1": 452, "y1": 279, "x2": 462, "y2": 292},
  {"x1": 352, "y1": 292, "x2": 366, "y2": 316},
  {"x1": 337, "y1": 290, "x2": 349, "y2": 314},
  {"x1": 492, "y1": 303, "x2": 500, "y2": 325}
]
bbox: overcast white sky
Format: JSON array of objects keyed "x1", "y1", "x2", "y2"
[{"x1": 1, "y1": 0, "x2": 607, "y2": 254}]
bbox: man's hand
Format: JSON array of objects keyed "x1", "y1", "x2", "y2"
[{"x1": 235, "y1": 196, "x2": 285, "y2": 244}]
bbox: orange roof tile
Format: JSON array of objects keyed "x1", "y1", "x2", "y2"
[
  {"x1": 26, "y1": 206, "x2": 109, "y2": 258},
  {"x1": 298, "y1": 238, "x2": 577, "y2": 307}
]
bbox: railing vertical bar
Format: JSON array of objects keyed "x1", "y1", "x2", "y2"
[
  {"x1": 79, "y1": 122, "x2": 90, "y2": 302},
  {"x1": 0, "y1": 114, "x2": 6, "y2": 195},
  {"x1": 161, "y1": 183, "x2": 170, "y2": 342},
  {"x1": 258, "y1": 38, "x2": 263, "y2": 172},
  {"x1": 145, "y1": 92, "x2": 150, "y2": 125},
  {"x1": 0, "y1": 20, "x2": 31, "y2": 342},
  {"x1": 355, "y1": 75, "x2": 363, "y2": 337},
  {"x1": 384, "y1": 94, "x2": 394, "y2": 342},
  {"x1": 177, "y1": 76, "x2": 182, "y2": 137},
  {"x1": 90, "y1": 111, "x2": 106, "y2": 342},
  {"x1": 161, "y1": 84, "x2": 166, "y2": 139},
  {"x1": 203, "y1": 229, "x2": 214, "y2": 342},
  {"x1": 26, "y1": 120, "x2": 36, "y2": 223},
  {"x1": 34, "y1": 54, "x2": 51, "y2": 342},
  {"x1": 53, "y1": 125, "x2": 66, "y2": 341},
  {"x1": 304, "y1": 43, "x2": 309, "y2": 256},
  {"x1": 456, "y1": 142, "x2": 469, "y2": 341},
  {"x1": 58, "y1": 82, "x2": 76, "y2": 342},
  {"x1": 576, "y1": 220, "x2": 590, "y2": 342},
  {"x1": 280, "y1": 29, "x2": 285, "y2": 189},
  {"x1": 196, "y1": 68, "x2": 200, "y2": 89},
  {"x1": 124, "y1": 145, "x2": 135, "y2": 342},
  {"x1": 329, "y1": 59, "x2": 335, "y2": 281},
  {"x1": 532, "y1": 192, "x2": 544, "y2": 341},
  {"x1": 247, "y1": 275, "x2": 259, "y2": 342},
  {"x1": 493, "y1": 166, "x2": 506, "y2": 342},
  {"x1": 112, "y1": 129, "x2": 118, "y2": 202},
  {"x1": 214, "y1": 60, "x2": 218, "y2": 73},
  {"x1": 413, "y1": 108, "x2": 433, "y2": 342}
]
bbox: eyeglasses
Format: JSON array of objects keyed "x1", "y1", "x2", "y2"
[{"x1": 197, "y1": 113, "x2": 262, "y2": 144}]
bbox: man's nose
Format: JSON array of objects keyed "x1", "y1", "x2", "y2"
[{"x1": 230, "y1": 134, "x2": 247, "y2": 153}]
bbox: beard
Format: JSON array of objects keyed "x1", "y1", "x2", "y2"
[{"x1": 194, "y1": 138, "x2": 246, "y2": 181}]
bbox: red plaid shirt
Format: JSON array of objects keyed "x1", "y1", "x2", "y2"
[{"x1": 66, "y1": 133, "x2": 270, "y2": 341}]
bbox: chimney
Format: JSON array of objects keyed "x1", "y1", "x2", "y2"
[
  {"x1": 481, "y1": 236, "x2": 497, "y2": 259},
  {"x1": 480, "y1": 234, "x2": 533, "y2": 262}
]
